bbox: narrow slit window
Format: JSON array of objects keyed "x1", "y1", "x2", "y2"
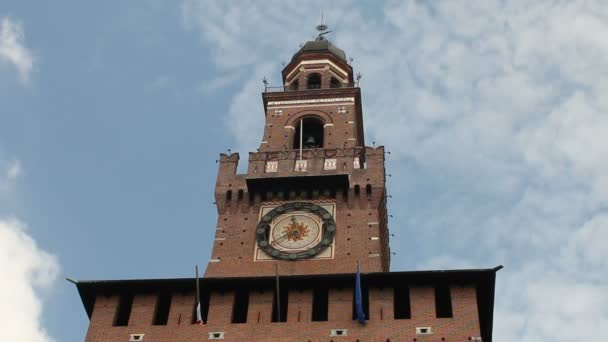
[
  {"x1": 365, "y1": 184, "x2": 372, "y2": 196},
  {"x1": 153, "y1": 292, "x2": 172, "y2": 325},
  {"x1": 393, "y1": 286, "x2": 411, "y2": 319},
  {"x1": 271, "y1": 287, "x2": 288, "y2": 322},
  {"x1": 192, "y1": 290, "x2": 210, "y2": 324},
  {"x1": 237, "y1": 189, "x2": 244, "y2": 200},
  {"x1": 354, "y1": 185, "x2": 361, "y2": 197},
  {"x1": 311, "y1": 287, "x2": 328, "y2": 322},
  {"x1": 114, "y1": 293, "x2": 133, "y2": 326},
  {"x1": 435, "y1": 285, "x2": 453, "y2": 318},
  {"x1": 226, "y1": 190, "x2": 232, "y2": 201},
  {"x1": 231, "y1": 289, "x2": 249, "y2": 323}
]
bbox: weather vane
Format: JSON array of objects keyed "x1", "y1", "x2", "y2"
[{"x1": 316, "y1": 9, "x2": 332, "y2": 40}]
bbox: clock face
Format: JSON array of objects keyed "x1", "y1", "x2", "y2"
[
  {"x1": 256, "y1": 202, "x2": 336, "y2": 261},
  {"x1": 270, "y1": 214, "x2": 322, "y2": 251}
]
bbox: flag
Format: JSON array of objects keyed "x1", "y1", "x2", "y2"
[
  {"x1": 355, "y1": 261, "x2": 366, "y2": 325},
  {"x1": 195, "y1": 302, "x2": 203, "y2": 325}
]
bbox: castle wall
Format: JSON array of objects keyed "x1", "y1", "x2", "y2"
[{"x1": 84, "y1": 285, "x2": 482, "y2": 342}]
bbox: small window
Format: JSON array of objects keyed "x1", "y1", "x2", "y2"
[
  {"x1": 114, "y1": 293, "x2": 133, "y2": 326},
  {"x1": 226, "y1": 190, "x2": 232, "y2": 201},
  {"x1": 365, "y1": 184, "x2": 372, "y2": 196},
  {"x1": 330, "y1": 329, "x2": 348, "y2": 336},
  {"x1": 129, "y1": 334, "x2": 144, "y2": 342},
  {"x1": 416, "y1": 327, "x2": 433, "y2": 335},
  {"x1": 208, "y1": 332, "x2": 225, "y2": 340},
  {"x1": 153, "y1": 292, "x2": 171, "y2": 325},
  {"x1": 330, "y1": 77, "x2": 342, "y2": 88},
  {"x1": 237, "y1": 189, "x2": 244, "y2": 200},
  {"x1": 435, "y1": 285, "x2": 453, "y2": 318},
  {"x1": 354, "y1": 185, "x2": 361, "y2": 197},
  {"x1": 307, "y1": 73, "x2": 322, "y2": 89}
]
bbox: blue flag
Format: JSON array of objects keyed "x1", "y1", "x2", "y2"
[{"x1": 355, "y1": 262, "x2": 366, "y2": 324}]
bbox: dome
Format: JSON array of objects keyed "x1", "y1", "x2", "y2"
[{"x1": 291, "y1": 37, "x2": 347, "y2": 62}]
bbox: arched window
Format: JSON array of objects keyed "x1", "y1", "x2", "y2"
[
  {"x1": 307, "y1": 73, "x2": 322, "y2": 89},
  {"x1": 289, "y1": 79, "x2": 299, "y2": 91},
  {"x1": 293, "y1": 117, "x2": 324, "y2": 149},
  {"x1": 330, "y1": 77, "x2": 342, "y2": 88}
]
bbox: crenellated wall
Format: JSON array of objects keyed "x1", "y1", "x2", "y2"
[{"x1": 85, "y1": 284, "x2": 482, "y2": 342}]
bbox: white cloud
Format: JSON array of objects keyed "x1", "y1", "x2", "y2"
[
  {"x1": 0, "y1": 17, "x2": 34, "y2": 84},
  {"x1": 0, "y1": 218, "x2": 59, "y2": 342},
  {"x1": 182, "y1": 1, "x2": 608, "y2": 340}
]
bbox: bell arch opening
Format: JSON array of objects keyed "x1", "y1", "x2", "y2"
[
  {"x1": 307, "y1": 73, "x2": 322, "y2": 89},
  {"x1": 293, "y1": 117, "x2": 324, "y2": 149}
]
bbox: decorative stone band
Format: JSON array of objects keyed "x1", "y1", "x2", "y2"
[
  {"x1": 267, "y1": 97, "x2": 355, "y2": 107},
  {"x1": 256, "y1": 202, "x2": 336, "y2": 261}
]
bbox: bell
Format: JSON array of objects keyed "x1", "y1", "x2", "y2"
[{"x1": 304, "y1": 136, "x2": 317, "y2": 148}]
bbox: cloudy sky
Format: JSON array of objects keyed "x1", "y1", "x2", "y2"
[{"x1": 1, "y1": 1, "x2": 607, "y2": 341}]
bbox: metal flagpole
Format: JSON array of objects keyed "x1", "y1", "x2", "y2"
[
  {"x1": 299, "y1": 119, "x2": 303, "y2": 161},
  {"x1": 195, "y1": 265, "x2": 200, "y2": 306},
  {"x1": 275, "y1": 264, "x2": 281, "y2": 322},
  {"x1": 195, "y1": 265, "x2": 202, "y2": 324}
]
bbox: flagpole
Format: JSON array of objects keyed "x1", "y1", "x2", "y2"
[
  {"x1": 195, "y1": 265, "x2": 202, "y2": 325},
  {"x1": 195, "y1": 265, "x2": 200, "y2": 306},
  {"x1": 299, "y1": 118, "x2": 303, "y2": 161},
  {"x1": 275, "y1": 263, "x2": 281, "y2": 322}
]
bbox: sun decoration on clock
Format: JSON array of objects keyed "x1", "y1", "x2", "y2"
[
  {"x1": 256, "y1": 202, "x2": 336, "y2": 261},
  {"x1": 284, "y1": 216, "x2": 310, "y2": 242}
]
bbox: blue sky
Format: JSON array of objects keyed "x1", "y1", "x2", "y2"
[{"x1": 1, "y1": 1, "x2": 607, "y2": 341}]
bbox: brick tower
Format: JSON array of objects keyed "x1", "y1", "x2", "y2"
[
  {"x1": 73, "y1": 30, "x2": 500, "y2": 342},
  {"x1": 205, "y1": 32, "x2": 389, "y2": 279}
]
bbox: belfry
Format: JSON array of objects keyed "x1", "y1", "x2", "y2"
[{"x1": 73, "y1": 28, "x2": 500, "y2": 341}]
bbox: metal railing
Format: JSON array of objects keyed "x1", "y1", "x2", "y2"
[{"x1": 264, "y1": 83, "x2": 358, "y2": 93}]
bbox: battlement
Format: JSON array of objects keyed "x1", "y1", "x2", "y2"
[{"x1": 77, "y1": 268, "x2": 499, "y2": 342}]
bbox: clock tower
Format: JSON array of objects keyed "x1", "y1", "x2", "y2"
[
  {"x1": 73, "y1": 29, "x2": 500, "y2": 342},
  {"x1": 205, "y1": 32, "x2": 389, "y2": 278}
]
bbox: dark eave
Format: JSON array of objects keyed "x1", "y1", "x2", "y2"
[{"x1": 246, "y1": 174, "x2": 350, "y2": 195}]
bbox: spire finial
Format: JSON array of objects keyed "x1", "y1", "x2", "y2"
[{"x1": 316, "y1": 9, "x2": 332, "y2": 40}]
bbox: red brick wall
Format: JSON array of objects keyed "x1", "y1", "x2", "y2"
[
  {"x1": 205, "y1": 145, "x2": 390, "y2": 278},
  {"x1": 84, "y1": 285, "x2": 482, "y2": 341}
]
